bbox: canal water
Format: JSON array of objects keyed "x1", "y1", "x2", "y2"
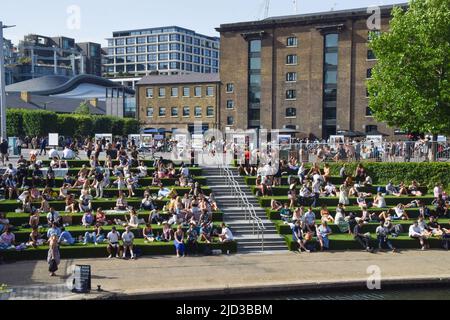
[{"x1": 247, "y1": 287, "x2": 450, "y2": 300}]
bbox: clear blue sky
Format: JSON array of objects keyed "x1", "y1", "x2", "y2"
[{"x1": 2, "y1": 0, "x2": 407, "y2": 47}]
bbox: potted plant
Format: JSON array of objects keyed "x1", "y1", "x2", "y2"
[{"x1": 0, "y1": 284, "x2": 12, "y2": 300}]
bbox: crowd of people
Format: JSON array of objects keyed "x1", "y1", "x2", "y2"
[
  {"x1": 0, "y1": 139, "x2": 235, "y2": 276},
  {"x1": 248, "y1": 161, "x2": 450, "y2": 253}
]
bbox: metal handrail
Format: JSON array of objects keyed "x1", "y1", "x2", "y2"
[{"x1": 219, "y1": 163, "x2": 266, "y2": 251}]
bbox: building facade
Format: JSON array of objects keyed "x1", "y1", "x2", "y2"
[
  {"x1": 136, "y1": 74, "x2": 220, "y2": 133},
  {"x1": 216, "y1": 4, "x2": 407, "y2": 139},
  {"x1": 15, "y1": 34, "x2": 102, "y2": 82},
  {"x1": 104, "y1": 26, "x2": 220, "y2": 80},
  {"x1": 2, "y1": 38, "x2": 16, "y2": 85}
]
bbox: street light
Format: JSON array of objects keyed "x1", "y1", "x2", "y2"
[{"x1": 0, "y1": 22, "x2": 16, "y2": 141}]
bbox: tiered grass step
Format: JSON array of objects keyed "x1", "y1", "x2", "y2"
[
  {"x1": 4, "y1": 211, "x2": 224, "y2": 226},
  {"x1": 1, "y1": 239, "x2": 237, "y2": 261},
  {"x1": 27, "y1": 167, "x2": 203, "y2": 177},
  {"x1": 284, "y1": 233, "x2": 446, "y2": 251},
  {"x1": 258, "y1": 195, "x2": 436, "y2": 208},
  {"x1": 266, "y1": 207, "x2": 430, "y2": 220},
  {"x1": 249, "y1": 185, "x2": 428, "y2": 196},
  {"x1": 273, "y1": 219, "x2": 450, "y2": 235}
]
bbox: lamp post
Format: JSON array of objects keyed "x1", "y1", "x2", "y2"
[{"x1": 0, "y1": 22, "x2": 16, "y2": 141}]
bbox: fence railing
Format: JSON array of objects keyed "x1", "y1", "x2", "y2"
[{"x1": 219, "y1": 162, "x2": 266, "y2": 251}]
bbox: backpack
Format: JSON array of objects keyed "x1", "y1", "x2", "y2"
[{"x1": 203, "y1": 244, "x2": 213, "y2": 256}]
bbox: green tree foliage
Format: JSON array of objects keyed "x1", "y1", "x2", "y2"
[
  {"x1": 368, "y1": 0, "x2": 450, "y2": 135},
  {"x1": 75, "y1": 116, "x2": 94, "y2": 137},
  {"x1": 111, "y1": 118, "x2": 124, "y2": 136},
  {"x1": 74, "y1": 102, "x2": 91, "y2": 115}
]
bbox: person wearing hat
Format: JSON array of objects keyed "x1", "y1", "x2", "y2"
[{"x1": 376, "y1": 221, "x2": 396, "y2": 253}]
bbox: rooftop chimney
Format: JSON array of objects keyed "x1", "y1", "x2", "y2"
[
  {"x1": 21, "y1": 91, "x2": 31, "y2": 103},
  {"x1": 90, "y1": 98, "x2": 98, "y2": 107}
]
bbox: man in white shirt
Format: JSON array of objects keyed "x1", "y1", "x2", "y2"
[
  {"x1": 107, "y1": 227, "x2": 121, "y2": 258},
  {"x1": 4, "y1": 164, "x2": 17, "y2": 178},
  {"x1": 137, "y1": 162, "x2": 148, "y2": 178},
  {"x1": 409, "y1": 221, "x2": 428, "y2": 250},
  {"x1": 121, "y1": 226, "x2": 136, "y2": 259},
  {"x1": 48, "y1": 148, "x2": 59, "y2": 160},
  {"x1": 62, "y1": 147, "x2": 75, "y2": 160},
  {"x1": 219, "y1": 223, "x2": 234, "y2": 242},
  {"x1": 158, "y1": 186, "x2": 171, "y2": 198}
]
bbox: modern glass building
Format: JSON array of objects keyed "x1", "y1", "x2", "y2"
[{"x1": 104, "y1": 26, "x2": 220, "y2": 78}]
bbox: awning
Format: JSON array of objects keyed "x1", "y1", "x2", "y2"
[{"x1": 143, "y1": 128, "x2": 169, "y2": 134}]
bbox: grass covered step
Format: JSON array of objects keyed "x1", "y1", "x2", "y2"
[
  {"x1": 1, "y1": 239, "x2": 238, "y2": 261},
  {"x1": 22, "y1": 177, "x2": 208, "y2": 188},
  {"x1": 41, "y1": 159, "x2": 187, "y2": 168},
  {"x1": 30, "y1": 167, "x2": 203, "y2": 177},
  {"x1": 14, "y1": 186, "x2": 211, "y2": 199},
  {"x1": 0, "y1": 198, "x2": 169, "y2": 212},
  {"x1": 273, "y1": 219, "x2": 450, "y2": 235},
  {"x1": 266, "y1": 207, "x2": 432, "y2": 220},
  {"x1": 12, "y1": 222, "x2": 226, "y2": 242},
  {"x1": 258, "y1": 195, "x2": 436, "y2": 208},
  {"x1": 250, "y1": 185, "x2": 428, "y2": 196},
  {"x1": 4, "y1": 211, "x2": 224, "y2": 226},
  {"x1": 244, "y1": 176, "x2": 347, "y2": 186},
  {"x1": 284, "y1": 233, "x2": 445, "y2": 251}
]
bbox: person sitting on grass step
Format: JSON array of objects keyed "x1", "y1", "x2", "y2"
[
  {"x1": 107, "y1": 227, "x2": 121, "y2": 258},
  {"x1": 409, "y1": 220, "x2": 429, "y2": 251},
  {"x1": 376, "y1": 221, "x2": 396, "y2": 253},
  {"x1": 353, "y1": 220, "x2": 374, "y2": 253},
  {"x1": 292, "y1": 220, "x2": 310, "y2": 253}
]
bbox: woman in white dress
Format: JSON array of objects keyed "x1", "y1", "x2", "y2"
[{"x1": 339, "y1": 183, "x2": 350, "y2": 205}]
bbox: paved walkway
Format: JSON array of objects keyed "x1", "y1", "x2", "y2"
[{"x1": 1, "y1": 250, "x2": 449, "y2": 299}]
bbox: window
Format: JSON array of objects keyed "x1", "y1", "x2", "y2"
[
  {"x1": 159, "y1": 34, "x2": 169, "y2": 42},
  {"x1": 367, "y1": 68, "x2": 373, "y2": 79},
  {"x1": 286, "y1": 108, "x2": 297, "y2": 118},
  {"x1": 146, "y1": 107, "x2": 154, "y2": 117},
  {"x1": 206, "y1": 106, "x2": 214, "y2": 117},
  {"x1": 158, "y1": 44, "x2": 168, "y2": 51},
  {"x1": 227, "y1": 100, "x2": 235, "y2": 109},
  {"x1": 366, "y1": 107, "x2": 373, "y2": 116},
  {"x1": 183, "y1": 87, "x2": 190, "y2": 97},
  {"x1": 368, "y1": 30, "x2": 381, "y2": 41},
  {"x1": 158, "y1": 62, "x2": 169, "y2": 69},
  {"x1": 287, "y1": 37, "x2": 298, "y2": 47},
  {"x1": 148, "y1": 45, "x2": 157, "y2": 52},
  {"x1": 171, "y1": 87, "x2": 178, "y2": 97},
  {"x1": 182, "y1": 106, "x2": 190, "y2": 117},
  {"x1": 171, "y1": 107, "x2": 178, "y2": 117},
  {"x1": 126, "y1": 38, "x2": 136, "y2": 45},
  {"x1": 206, "y1": 86, "x2": 214, "y2": 96},
  {"x1": 148, "y1": 54, "x2": 157, "y2": 62},
  {"x1": 137, "y1": 37, "x2": 146, "y2": 44},
  {"x1": 286, "y1": 72, "x2": 297, "y2": 82},
  {"x1": 137, "y1": 46, "x2": 146, "y2": 53},
  {"x1": 115, "y1": 38, "x2": 125, "y2": 46},
  {"x1": 116, "y1": 47, "x2": 125, "y2": 54},
  {"x1": 137, "y1": 55, "x2": 146, "y2": 62},
  {"x1": 227, "y1": 116, "x2": 234, "y2": 126},
  {"x1": 148, "y1": 36, "x2": 157, "y2": 43},
  {"x1": 367, "y1": 49, "x2": 376, "y2": 60},
  {"x1": 194, "y1": 86, "x2": 202, "y2": 97},
  {"x1": 286, "y1": 55, "x2": 298, "y2": 65},
  {"x1": 170, "y1": 34, "x2": 180, "y2": 42},
  {"x1": 366, "y1": 125, "x2": 378, "y2": 133},
  {"x1": 226, "y1": 83, "x2": 234, "y2": 93},
  {"x1": 250, "y1": 40, "x2": 261, "y2": 53},
  {"x1": 286, "y1": 90, "x2": 297, "y2": 100},
  {"x1": 250, "y1": 57, "x2": 261, "y2": 69},
  {"x1": 194, "y1": 106, "x2": 202, "y2": 117},
  {"x1": 126, "y1": 47, "x2": 135, "y2": 54},
  {"x1": 158, "y1": 87, "x2": 166, "y2": 97},
  {"x1": 158, "y1": 53, "x2": 169, "y2": 61},
  {"x1": 126, "y1": 56, "x2": 135, "y2": 63},
  {"x1": 159, "y1": 107, "x2": 166, "y2": 117},
  {"x1": 146, "y1": 88, "x2": 154, "y2": 98}
]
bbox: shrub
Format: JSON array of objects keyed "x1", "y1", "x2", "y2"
[
  {"x1": 6, "y1": 109, "x2": 24, "y2": 137},
  {"x1": 123, "y1": 118, "x2": 140, "y2": 135},
  {"x1": 22, "y1": 110, "x2": 57, "y2": 136},
  {"x1": 75, "y1": 116, "x2": 94, "y2": 138},
  {"x1": 111, "y1": 118, "x2": 124, "y2": 136},
  {"x1": 93, "y1": 117, "x2": 113, "y2": 134},
  {"x1": 57, "y1": 114, "x2": 78, "y2": 137}
]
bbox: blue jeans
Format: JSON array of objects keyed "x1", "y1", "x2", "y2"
[
  {"x1": 320, "y1": 235, "x2": 329, "y2": 249},
  {"x1": 84, "y1": 232, "x2": 105, "y2": 244},
  {"x1": 377, "y1": 235, "x2": 394, "y2": 250}
]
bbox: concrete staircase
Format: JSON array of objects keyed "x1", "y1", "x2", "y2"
[{"x1": 203, "y1": 167, "x2": 288, "y2": 254}]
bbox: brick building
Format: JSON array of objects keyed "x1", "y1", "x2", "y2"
[
  {"x1": 136, "y1": 73, "x2": 220, "y2": 133},
  {"x1": 216, "y1": 4, "x2": 408, "y2": 139}
]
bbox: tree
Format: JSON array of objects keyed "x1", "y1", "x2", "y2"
[
  {"x1": 74, "y1": 102, "x2": 91, "y2": 115},
  {"x1": 368, "y1": 0, "x2": 450, "y2": 136}
]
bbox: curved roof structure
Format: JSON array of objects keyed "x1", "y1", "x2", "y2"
[{"x1": 6, "y1": 74, "x2": 135, "y2": 97}]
